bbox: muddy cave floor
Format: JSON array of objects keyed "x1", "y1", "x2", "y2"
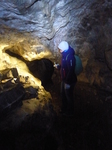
[{"x1": 0, "y1": 74, "x2": 112, "y2": 150}]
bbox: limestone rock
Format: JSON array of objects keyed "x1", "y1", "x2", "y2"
[
  {"x1": 0, "y1": 68, "x2": 18, "y2": 82},
  {"x1": 0, "y1": 84, "x2": 25, "y2": 115},
  {"x1": 0, "y1": 0, "x2": 112, "y2": 90}
]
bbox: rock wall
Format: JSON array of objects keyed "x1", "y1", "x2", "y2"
[{"x1": 0, "y1": 0, "x2": 112, "y2": 91}]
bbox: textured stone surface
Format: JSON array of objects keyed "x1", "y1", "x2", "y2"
[
  {"x1": 0, "y1": 68, "x2": 18, "y2": 81},
  {"x1": 0, "y1": 65, "x2": 53, "y2": 119},
  {"x1": 0, "y1": 84, "x2": 25, "y2": 115},
  {"x1": 0, "y1": 0, "x2": 112, "y2": 91},
  {"x1": 0, "y1": 1, "x2": 112, "y2": 148}
]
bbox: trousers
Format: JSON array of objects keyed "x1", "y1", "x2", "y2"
[{"x1": 60, "y1": 81, "x2": 75, "y2": 114}]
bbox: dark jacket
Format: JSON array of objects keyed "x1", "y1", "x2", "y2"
[{"x1": 58, "y1": 46, "x2": 77, "y2": 84}]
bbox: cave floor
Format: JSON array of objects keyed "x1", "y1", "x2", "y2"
[
  {"x1": 45, "y1": 74, "x2": 112, "y2": 150},
  {"x1": 0, "y1": 74, "x2": 112, "y2": 150}
]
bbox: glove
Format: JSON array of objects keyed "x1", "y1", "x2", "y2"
[
  {"x1": 53, "y1": 62, "x2": 59, "y2": 68},
  {"x1": 65, "y1": 83, "x2": 70, "y2": 89}
]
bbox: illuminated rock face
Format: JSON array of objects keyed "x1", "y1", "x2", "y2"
[
  {"x1": 4, "y1": 49, "x2": 54, "y2": 86},
  {"x1": 0, "y1": 67, "x2": 54, "y2": 127},
  {"x1": 0, "y1": 0, "x2": 112, "y2": 90}
]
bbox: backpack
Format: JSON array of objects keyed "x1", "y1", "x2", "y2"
[
  {"x1": 66, "y1": 54, "x2": 83, "y2": 76},
  {"x1": 74, "y1": 55, "x2": 83, "y2": 75}
]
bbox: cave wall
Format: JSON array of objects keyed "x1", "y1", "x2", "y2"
[{"x1": 0, "y1": 0, "x2": 112, "y2": 91}]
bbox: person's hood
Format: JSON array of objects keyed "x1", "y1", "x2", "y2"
[{"x1": 58, "y1": 41, "x2": 69, "y2": 52}]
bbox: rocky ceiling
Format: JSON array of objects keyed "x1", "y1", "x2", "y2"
[{"x1": 0, "y1": 0, "x2": 112, "y2": 91}]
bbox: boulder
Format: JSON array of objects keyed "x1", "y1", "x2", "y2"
[{"x1": 0, "y1": 84, "x2": 25, "y2": 116}]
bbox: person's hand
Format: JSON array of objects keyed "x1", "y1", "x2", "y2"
[
  {"x1": 53, "y1": 63, "x2": 59, "y2": 68},
  {"x1": 65, "y1": 83, "x2": 70, "y2": 89}
]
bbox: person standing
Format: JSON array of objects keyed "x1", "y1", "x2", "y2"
[{"x1": 54, "y1": 41, "x2": 77, "y2": 116}]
